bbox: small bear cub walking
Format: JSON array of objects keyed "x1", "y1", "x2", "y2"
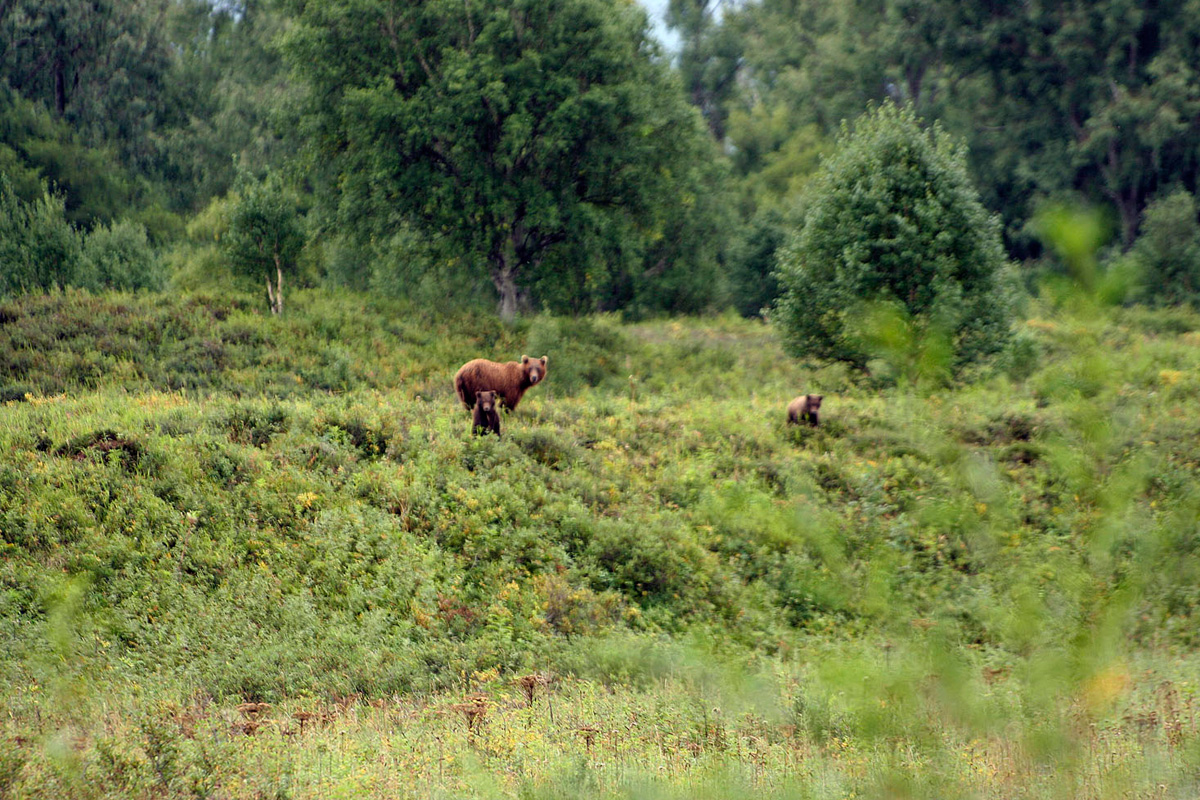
[
  {"x1": 472, "y1": 390, "x2": 501, "y2": 437},
  {"x1": 787, "y1": 394, "x2": 823, "y2": 427}
]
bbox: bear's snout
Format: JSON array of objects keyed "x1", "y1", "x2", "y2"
[{"x1": 529, "y1": 371, "x2": 541, "y2": 384}]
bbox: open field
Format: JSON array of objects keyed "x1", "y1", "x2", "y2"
[{"x1": 3, "y1": 289, "x2": 1200, "y2": 797}]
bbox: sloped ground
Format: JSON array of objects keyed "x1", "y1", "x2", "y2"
[{"x1": 3, "y1": 290, "x2": 1200, "y2": 797}]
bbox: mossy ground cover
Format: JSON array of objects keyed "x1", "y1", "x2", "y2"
[{"x1": 3, "y1": 290, "x2": 1200, "y2": 797}]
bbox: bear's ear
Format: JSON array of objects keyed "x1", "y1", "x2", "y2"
[
  {"x1": 521, "y1": 355, "x2": 529, "y2": 364},
  {"x1": 475, "y1": 390, "x2": 482, "y2": 399},
  {"x1": 540, "y1": 355, "x2": 548, "y2": 365}
]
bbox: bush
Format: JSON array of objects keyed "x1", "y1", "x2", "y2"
[
  {"x1": 0, "y1": 175, "x2": 83, "y2": 297},
  {"x1": 773, "y1": 103, "x2": 1013, "y2": 370},
  {"x1": 524, "y1": 315, "x2": 632, "y2": 395},
  {"x1": 81, "y1": 220, "x2": 162, "y2": 291},
  {"x1": 1129, "y1": 189, "x2": 1200, "y2": 307}
]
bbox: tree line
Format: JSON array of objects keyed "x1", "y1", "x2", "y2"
[{"x1": 2, "y1": 0, "x2": 1199, "y2": 333}]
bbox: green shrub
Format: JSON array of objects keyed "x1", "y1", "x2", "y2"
[
  {"x1": 773, "y1": 103, "x2": 1013, "y2": 370},
  {"x1": 81, "y1": 220, "x2": 162, "y2": 291},
  {"x1": 524, "y1": 315, "x2": 632, "y2": 395},
  {"x1": 0, "y1": 175, "x2": 83, "y2": 297},
  {"x1": 1129, "y1": 189, "x2": 1200, "y2": 307}
]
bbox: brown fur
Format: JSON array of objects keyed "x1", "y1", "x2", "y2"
[
  {"x1": 472, "y1": 391, "x2": 501, "y2": 436},
  {"x1": 454, "y1": 355, "x2": 548, "y2": 412},
  {"x1": 787, "y1": 394, "x2": 823, "y2": 427}
]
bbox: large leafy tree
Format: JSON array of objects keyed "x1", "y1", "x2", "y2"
[{"x1": 283, "y1": 0, "x2": 720, "y2": 320}]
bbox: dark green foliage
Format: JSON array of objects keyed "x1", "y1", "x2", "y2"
[
  {"x1": 224, "y1": 172, "x2": 304, "y2": 314},
  {"x1": 81, "y1": 220, "x2": 163, "y2": 292},
  {"x1": 1129, "y1": 190, "x2": 1200, "y2": 308},
  {"x1": 666, "y1": 0, "x2": 744, "y2": 141},
  {"x1": 159, "y1": 0, "x2": 297, "y2": 212},
  {"x1": 956, "y1": 1, "x2": 1200, "y2": 249},
  {"x1": 727, "y1": 207, "x2": 789, "y2": 318},
  {"x1": 0, "y1": 83, "x2": 137, "y2": 227},
  {"x1": 773, "y1": 104, "x2": 1013, "y2": 370},
  {"x1": 0, "y1": 176, "x2": 83, "y2": 296},
  {"x1": 285, "y1": 0, "x2": 724, "y2": 319},
  {"x1": 672, "y1": 0, "x2": 1200, "y2": 267},
  {"x1": 0, "y1": 0, "x2": 175, "y2": 171},
  {"x1": 0, "y1": 177, "x2": 164, "y2": 297}
]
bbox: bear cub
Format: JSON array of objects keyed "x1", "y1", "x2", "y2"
[
  {"x1": 472, "y1": 390, "x2": 501, "y2": 436},
  {"x1": 787, "y1": 394, "x2": 823, "y2": 427},
  {"x1": 454, "y1": 355, "x2": 548, "y2": 412}
]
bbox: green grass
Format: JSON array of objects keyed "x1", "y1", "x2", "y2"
[{"x1": 3, "y1": 288, "x2": 1200, "y2": 797}]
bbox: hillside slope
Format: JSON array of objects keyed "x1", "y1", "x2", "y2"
[{"x1": 3, "y1": 290, "x2": 1200, "y2": 797}]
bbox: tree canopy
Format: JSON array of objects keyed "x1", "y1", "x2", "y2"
[
  {"x1": 774, "y1": 103, "x2": 1013, "y2": 370},
  {"x1": 282, "y1": 0, "x2": 724, "y2": 320},
  {"x1": 3, "y1": 0, "x2": 1200, "y2": 321}
]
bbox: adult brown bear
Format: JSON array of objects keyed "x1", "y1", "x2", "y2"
[
  {"x1": 454, "y1": 355, "x2": 548, "y2": 412},
  {"x1": 787, "y1": 394, "x2": 823, "y2": 427}
]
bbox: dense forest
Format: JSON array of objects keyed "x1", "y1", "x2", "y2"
[
  {"x1": 2, "y1": 0, "x2": 1199, "y2": 318},
  {"x1": 6, "y1": 1, "x2": 1200, "y2": 798}
]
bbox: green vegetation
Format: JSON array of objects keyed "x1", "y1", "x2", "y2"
[
  {"x1": 0, "y1": 179, "x2": 161, "y2": 298},
  {"x1": 3, "y1": 290, "x2": 1200, "y2": 797},
  {"x1": 1128, "y1": 190, "x2": 1200, "y2": 308},
  {"x1": 773, "y1": 104, "x2": 1013, "y2": 372},
  {"x1": 225, "y1": 171, "x2": 304, "y2": 315},
  {"x1": 4, "y1": 0, "x2": 1200, "y2": 319},
  {"x1": 4, "y1": 1, "x2": 1200, "y2": 797},
  {"x1": 283, "y1": 0, "x2": 725, "y2": 320},
  {"x1": 0, "y1": 178, "x2": 83, "y2": 296}
]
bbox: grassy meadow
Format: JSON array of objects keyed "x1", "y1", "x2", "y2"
[{"x1": 3, "y1": 289, "x2": 1200, "y2": 798}]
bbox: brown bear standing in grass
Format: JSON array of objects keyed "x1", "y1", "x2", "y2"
[
  {"x1": 787, "y1": 394, "x2": 823, "y2": 427},
  {"x1": 472, "y1": 390, "x2": 501, "y2": 436},
  {"x1": 454, "y1": 355, "x2": 548, "y2": 412}
]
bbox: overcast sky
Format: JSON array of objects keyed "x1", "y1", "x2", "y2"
[{"x1": 639, "y1": 0, "x2": 681, "y2": 53}]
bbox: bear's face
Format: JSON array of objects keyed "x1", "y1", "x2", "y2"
[
  {"x1": 806, "y1": 394, "x2": 823, "y2": 411},
  {"x1": 476, "y1": 390, "x2": 498, "y2": 413},
  {"x1": 520, "y1": 355, "x2": 548, "y2": 385}
]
